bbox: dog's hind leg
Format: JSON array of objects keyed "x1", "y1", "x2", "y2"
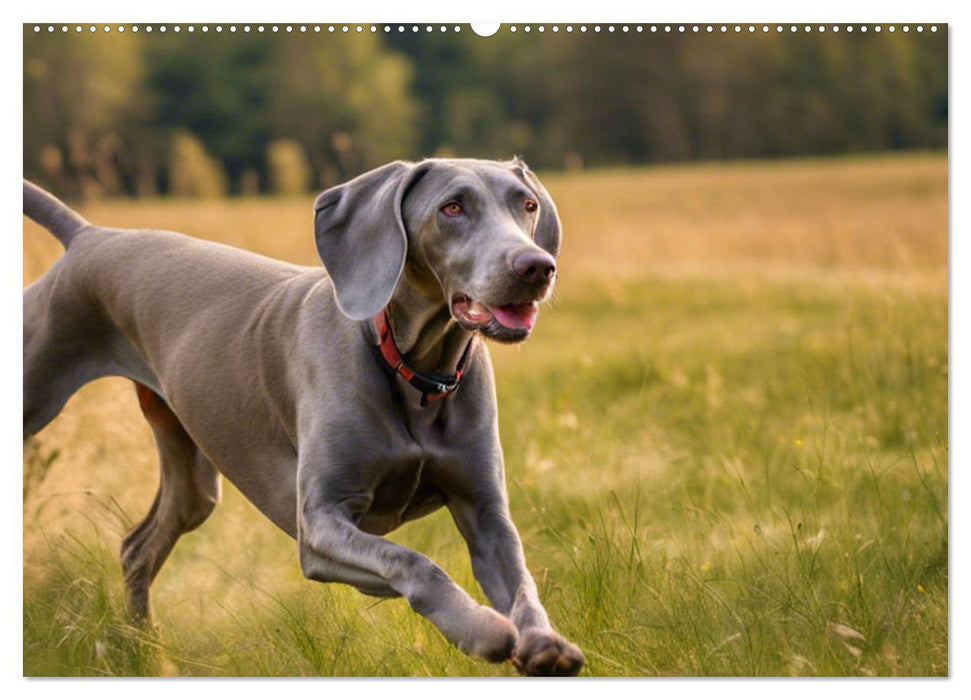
[
  {"x1": 23, "y1": 274, "x2": 105, "y2": 436},
  {"x1": 121, "y1": 382, "x2": 221, "y2": 620}
]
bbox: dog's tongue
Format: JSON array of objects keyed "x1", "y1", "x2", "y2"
[{"x1": 492, "y1": 302, "x2": 538, "y2": 330}]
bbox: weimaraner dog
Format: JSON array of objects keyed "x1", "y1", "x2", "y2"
[{"x1": 22, "y1": 158, "x2": 585, "y2": 676}]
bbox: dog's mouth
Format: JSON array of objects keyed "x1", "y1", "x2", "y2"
[{"x1": 451, "y1": 293, "x2": 540, "y2": 343}]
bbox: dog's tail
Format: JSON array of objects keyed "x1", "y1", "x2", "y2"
[{"x1": 23, "y1": 180, "x2": 89, "y2": 248}]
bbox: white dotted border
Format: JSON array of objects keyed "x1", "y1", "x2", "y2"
[{"x1": 30, "y1": 24, "x2": 942, "y2": 35}]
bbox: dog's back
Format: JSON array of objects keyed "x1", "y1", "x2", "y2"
[{"x1": 22, "y1": 180, "x2": 320, "y2": 437}]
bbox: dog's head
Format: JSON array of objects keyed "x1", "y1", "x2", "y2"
[{"x1": 313, "y1": 158, "x2": 561, "y2": 344}]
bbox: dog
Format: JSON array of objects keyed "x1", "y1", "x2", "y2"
[{"x1": 23, "y1": 157, "x2": 585, "y2": 676}]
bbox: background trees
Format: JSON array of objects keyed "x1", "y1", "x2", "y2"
[{"x1": 23, "y1": 26, "x2": 947, "y2": 198}]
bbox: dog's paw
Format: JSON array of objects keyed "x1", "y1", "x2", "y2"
[
  {"x1": 460, "y1": 605, "x2": 519, "y2": 663},
  {"x1": 511, "y1": 628, "x2": 585, "y2": 676}
]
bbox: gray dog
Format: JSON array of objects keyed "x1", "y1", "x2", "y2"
[{"x1": 23, "y1": 157, "x2": 585, "y2": 676}]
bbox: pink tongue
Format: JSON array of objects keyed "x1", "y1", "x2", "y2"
[{"x1": 492, "y1": 303, "x2": 537, "y2": 330}]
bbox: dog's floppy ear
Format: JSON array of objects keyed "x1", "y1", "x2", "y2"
[
  {"x1": 313, "y1": 161, "x2": 424, "y2": 321},
  {"x1": 514, "y1": 158, "x2": 562, "y2": 258}
]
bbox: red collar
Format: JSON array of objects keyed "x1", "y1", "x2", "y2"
[{"x1": 373, "y1": 308, "x2": 474, "y2": 406}]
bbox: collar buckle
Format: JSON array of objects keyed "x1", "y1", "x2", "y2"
[{"x1": 373, "y1": 308, "x2": 474, "y2": 405}]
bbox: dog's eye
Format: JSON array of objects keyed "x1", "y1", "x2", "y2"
[
  {"x1": 524, "y1": 199, "x2": 538, "y2": 213},
  {"x1": 440, "y1": 202, "x2": 463, "y2": 217}
]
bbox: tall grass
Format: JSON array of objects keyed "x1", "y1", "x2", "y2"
[{"x1": 23, "y1": 153, "x2": 947, "y2": 676}]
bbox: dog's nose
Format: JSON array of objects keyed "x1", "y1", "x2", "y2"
[{"x1": 511, "y1": 248, "x2": 556, "y2": 285}]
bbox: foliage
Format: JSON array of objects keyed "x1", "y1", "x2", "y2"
[
  {"x1": 266, "y1": 140, "x2": 312, "y2": 196},
  {"x1": 23, "y1": 29, "x2": 155, "y2": 198},
  {"x1": 169, "y1": 132, "x2": 229, "y2": 198},
  {"x1": 23, "y1": 26, "x2": 947, "y2": 197}
]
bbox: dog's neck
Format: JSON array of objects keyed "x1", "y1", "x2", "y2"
[{"x1": 383, "y1": 273, "x2": 474, "y2": 378}]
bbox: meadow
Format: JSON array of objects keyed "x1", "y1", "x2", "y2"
[{"x1": 22, "y1": 153, "x2": 948, "y2": 676}]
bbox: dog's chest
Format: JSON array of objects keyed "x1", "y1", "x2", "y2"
[
  {"x1": 349, "y1": 393, "x2": 492, "y2": 536},
  {"x1": 357, "y1": 457, "x2": 446, "y2": 535}
]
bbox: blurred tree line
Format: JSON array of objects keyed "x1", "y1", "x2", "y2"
[{"x1": 23, "y1": 26, "x2": 947, "y2": 199}]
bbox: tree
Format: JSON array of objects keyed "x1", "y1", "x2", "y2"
[{"x1": 24, "y1": 26, "x2": 154, "y2": 197}]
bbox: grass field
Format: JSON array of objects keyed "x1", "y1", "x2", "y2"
[{"x1": 22, "y1": 153, "x2": 948, "y2": 677}]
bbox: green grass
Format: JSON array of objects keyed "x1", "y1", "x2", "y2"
[
  {"x1": 23, "y1": 155, "x2": 947, "y2": 676},
  {"x1": 24, "y1": 274, "x2": 946, "y2": 676},
  {"x1": 493, "y1": 275, "x2": 947, "y2": 676}
]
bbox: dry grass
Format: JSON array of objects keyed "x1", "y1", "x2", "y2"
[{"x1": 25, "y1": 152, "x2": 946, "y2": 284}]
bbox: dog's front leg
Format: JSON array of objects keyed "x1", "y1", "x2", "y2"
[
  {"x1": 449, "y1": 494, "x2": 586, "y2": 676},
  {"x1": 296, "y1": 465, "x2": 517, "y2": 663}
]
